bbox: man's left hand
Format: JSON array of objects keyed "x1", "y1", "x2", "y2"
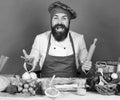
[{"x1": 82, "y1": 60, "x2": 92, "y2": 71}]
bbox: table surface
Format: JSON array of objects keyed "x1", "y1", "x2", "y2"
[
  {"x1": 0, "y1": 76, "x2": 119, "y2": 100},
  {"x1": 0, "y1": 92, "x2": 120, "y2": 100}
]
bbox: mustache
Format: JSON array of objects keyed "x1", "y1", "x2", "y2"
[
  {"x1": 51, "y1": 24, "x2": 69, "y2": 41},
  {"x1": 53, "y1": 24, "x2": 66, "y2": 29}
]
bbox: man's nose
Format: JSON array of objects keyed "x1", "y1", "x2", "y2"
[{"x1": 58, "y1": 19, "x2": 62, "y2": 24}]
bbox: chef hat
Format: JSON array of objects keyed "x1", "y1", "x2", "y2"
[{"x1": 48, "y1": 1, "x2": 77, "y2": 20}]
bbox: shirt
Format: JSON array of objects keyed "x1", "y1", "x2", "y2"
[
  {"x1": 29, "y1": 30, "x2": 88, "y2": 70},
  {"x1": 49, "y1": 33, "x2": 73, "y2": 56}
]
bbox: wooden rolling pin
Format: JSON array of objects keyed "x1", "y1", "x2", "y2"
[{"x1": 87, "y1": 38, "x2": 97, "y2": 61}]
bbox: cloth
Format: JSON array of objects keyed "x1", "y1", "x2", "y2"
[
  {"x1": 48, "y1": 1, "x2": 77, "y2": 19},
  {"x1": 41, "y1": 33, "x2": 77, "y2": 77},
  {"x1": 49, "y1": 7, "x2": 71, "y2": 20},
  {"x1": 49, "y1": 33, "x2": 73, "y2": 56},
  {"x1": 30, "y1": 30, "x2": 88, "y2": 70}
]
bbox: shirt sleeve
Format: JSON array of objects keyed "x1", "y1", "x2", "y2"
[
  {"x1": 30, "y1": 35, "x2": 41, "y2": 67},
  {"x1": 79, "y1": 35, "x2": 88, "y2": 64}
]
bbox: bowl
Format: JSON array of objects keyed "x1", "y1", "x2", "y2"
[{"x1": 45, "y1": 87, "x2": 60, "y2": 98}]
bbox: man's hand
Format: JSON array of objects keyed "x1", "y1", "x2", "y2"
[
  {"x1": 21, "y1": 49, "x2": 35, "y2": 72},
  {"x1": 21, "y1": 49, "x2": 31, "y2": 62},
  {"x1": 82, "y1": 60, "x2": 92, "y2": 72}
]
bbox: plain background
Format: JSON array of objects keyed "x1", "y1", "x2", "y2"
[{"x1": 0, "y1": 0, "x2": 120, "y2": 75}]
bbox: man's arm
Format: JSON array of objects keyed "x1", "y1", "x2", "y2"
[
  {"x1": 78, "y1": 35, "x2": 92, "y2": 72},
  {"x1": 22, "y1": 36, "x2": 41, "y2": 72}
]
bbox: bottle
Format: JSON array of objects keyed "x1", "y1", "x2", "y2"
[
  {"x1": 117, "y1": 57, "x2": 120, "y2": 72},
  {"x1": 77, "y1": 79, "x2": 86, "y2": 96}
]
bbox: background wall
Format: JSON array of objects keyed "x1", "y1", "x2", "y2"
[{"x1": 0, "y1": 0, "x2": 120, "y2": 75}]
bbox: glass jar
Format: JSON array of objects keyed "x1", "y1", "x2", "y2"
[{"x1": 77, "y1": 78, "x2": 86, "y2": 96}]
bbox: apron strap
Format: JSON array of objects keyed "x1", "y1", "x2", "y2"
[
  {"x1": 69, "y1": 33, "x2": 75, "y2": 56},
  {"x1": 46, "y1": 33, "x2": 51, "y2": 56}
]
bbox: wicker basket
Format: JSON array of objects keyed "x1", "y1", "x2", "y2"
[{"x1": 95, "y1": 61, "x2": 117, "y2": 73}]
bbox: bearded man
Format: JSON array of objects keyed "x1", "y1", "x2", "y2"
[{"x1": 22, "y1": 1, "x2": 92, "y2": 78}]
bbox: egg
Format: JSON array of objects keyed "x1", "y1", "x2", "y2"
[{"x1": 111, "y1": 73, "x2": 118, "y2": 79}]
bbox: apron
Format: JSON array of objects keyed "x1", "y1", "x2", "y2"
[{"x1": 41, "y1": 33, "x2": 77, "y2": 77}]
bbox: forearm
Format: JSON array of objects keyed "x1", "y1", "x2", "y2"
[{"x1": 27, "y1": 49, "x2": 40, "y2": 71}]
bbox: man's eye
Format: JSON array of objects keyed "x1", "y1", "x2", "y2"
[
  {"x1": 53, "y1": 17, "x2": 58, "y2": 20},
  {"x1": 63, "y1": 17, "x2": 68, "y2": 20}
]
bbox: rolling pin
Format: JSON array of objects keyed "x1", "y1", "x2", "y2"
[{"x1": 87, "y1": 38, "x2": 97, "y2": 61}]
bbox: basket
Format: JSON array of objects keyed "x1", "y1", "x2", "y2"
[{"x1": 95, "y1": 61, "x2": 117, "y2": 73}]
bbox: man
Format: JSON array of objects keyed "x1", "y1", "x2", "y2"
[{"x1": 22, "y1": 1, "x2": 92, "y2": 77}]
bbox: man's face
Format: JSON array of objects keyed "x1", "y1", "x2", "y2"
[{"x1": 51, "y1": 13, "x2": 70, "y2": 41}]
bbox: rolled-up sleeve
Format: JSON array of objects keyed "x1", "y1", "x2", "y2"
[
  {"x1": 30, "y1": 36, "x2": 41, "y2": 66},
  {"x1": 79, "y1": 35, "x2": 88, "y2": 64}
]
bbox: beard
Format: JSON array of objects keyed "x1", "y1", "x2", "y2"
[{"x1": 51, "y1": 24, "x2": 69, "y2": 41}]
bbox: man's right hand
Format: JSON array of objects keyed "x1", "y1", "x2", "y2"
[
  {"x1": 21, "y1": 49, "x2": 35, "y2": 72},
  {"x1": 21, "y1": 49, "x2": 34, "y2": 64}
]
